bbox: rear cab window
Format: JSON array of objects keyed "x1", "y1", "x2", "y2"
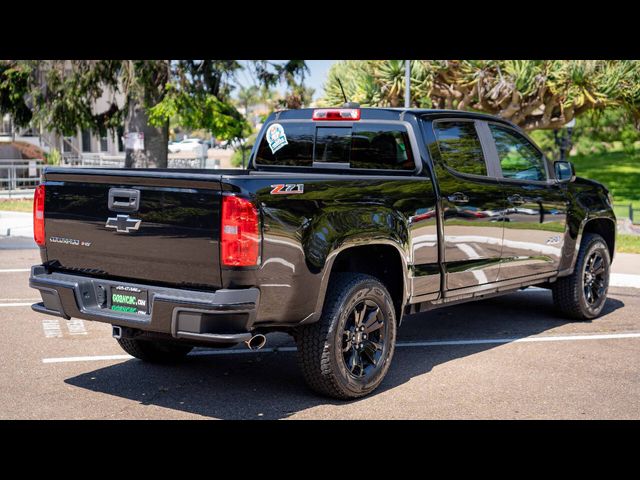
[{"x1": 254, "y1": 122, "x2": 416, "y2": 172}]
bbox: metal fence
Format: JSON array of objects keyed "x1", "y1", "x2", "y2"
[
  {"x1": 60, "y1": 153, "x2": 126, "y2": 168},
  {"x1": 0, "y1": 159, "x2": 46, "y2": 192},
  {"x1": 1, "y1": 152, "x2": 220, "y2": 196},
  {"x1": 614, "y1": 203, "x2": 639, "y2": 224},
  {"x1": 60, "y1": 153, "x2": 210, "y2": 169}
]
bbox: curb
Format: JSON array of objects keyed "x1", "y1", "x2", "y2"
[{"x1": 610, "y1": 273, "x2": 640, "y2": 289}]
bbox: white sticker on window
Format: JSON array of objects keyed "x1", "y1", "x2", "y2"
[{"x1": 266, "y1": 123, "x2": 288, "y2": 154}]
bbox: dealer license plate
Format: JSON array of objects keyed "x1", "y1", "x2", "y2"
[{"x1": 110, "y1": 285, "x2": 148, "y2": 314}]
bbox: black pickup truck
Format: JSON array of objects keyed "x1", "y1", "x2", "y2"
[{"x1": 29, "y1": 106, "x2": 616, "y2": 399}]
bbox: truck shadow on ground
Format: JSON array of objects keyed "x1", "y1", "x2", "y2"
[{"x1": 64, "y1": 289, "x2": 625, "y2": 419}]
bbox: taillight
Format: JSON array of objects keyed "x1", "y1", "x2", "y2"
[
  {"x1": 33, "y1": 184, "x2": 45, "y2": 246},
  {"x1": 221, "y1": 195, "x2": 260, "y2": 267},
  {"x1": 312, "y1": 108, "x2": 361, "y2": 121}
]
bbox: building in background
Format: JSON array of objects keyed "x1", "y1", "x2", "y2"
[
  {"x1": 1, "y1": 67, "x2": 126, "y2": 160},
  {"x1": 1, "y1": 113, "x2": 125, "y2": 160}
]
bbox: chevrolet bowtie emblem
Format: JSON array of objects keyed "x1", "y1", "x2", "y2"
[{"x1": 106, "y1": 214, "x2": 141, "y2": 233}]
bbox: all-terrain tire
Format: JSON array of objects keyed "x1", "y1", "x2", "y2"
[
  {"x1": 295, "y1": 273, "x2": 397, "y2": 400},
  {"x1": 552, "y1": 233, "x2": 611, "y2": 320},
  {"x1": 116, "y1": 337, "x2": 193, "y2": 363}
]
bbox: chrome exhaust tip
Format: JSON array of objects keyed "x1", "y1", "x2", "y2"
[
  {"x1": 112, "y1": 325, "x2": 122, "y2": 339},
  {"x1": 245, "y1": 334, "x2": 267, "y2": 350}
]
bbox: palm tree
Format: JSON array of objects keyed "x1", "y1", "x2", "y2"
[
  {"x1": 373, "y1": 60, "x2": 406, "y2": 107},
  {"x1": 322, "y1": 60, "x2": 640, "y2": 130}
]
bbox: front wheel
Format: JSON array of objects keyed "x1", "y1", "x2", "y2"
[
  {"x1": 294, "y1": 273, "x2": 397, "y2": 400},
  {"x1": 552, "y1": 233, "x2": 611, "y2": 320}
]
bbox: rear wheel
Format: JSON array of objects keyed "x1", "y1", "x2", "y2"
[
  {"x1": 116, "y1": 337, "x2": 193, "y2": 363},
  {"x1": 552, "y1": 233, "x2": 611, "y2": 320},
  {"x1": 294, "y1": 273, "x2": 397, "y2": 400}
]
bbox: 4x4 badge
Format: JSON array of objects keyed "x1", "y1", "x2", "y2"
[{"x1": 106, "y1": 215, "x2": 141, "y2": 233}]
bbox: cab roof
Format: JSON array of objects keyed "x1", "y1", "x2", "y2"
[{"x1": 270, "y1": 107, "x2": 518, "y2": 128}]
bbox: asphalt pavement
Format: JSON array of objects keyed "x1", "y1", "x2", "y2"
[{"x1": 1, "y1": 247, "x2": 639, "y2": 419}]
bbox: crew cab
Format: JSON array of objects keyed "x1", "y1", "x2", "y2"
[{"x1": 29, "y1": 107, "x2": 616, "y2": 399}]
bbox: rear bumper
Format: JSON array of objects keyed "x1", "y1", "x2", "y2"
[{"x1": 29, "y1": 265, "x2": 259, "y2": 345}]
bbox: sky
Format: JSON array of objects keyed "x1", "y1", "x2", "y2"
[
  {"x1": 304, "y1": 60, "x2": 337, "y2": 99},
  {"x1": 236, "y1": 60, "x2": 337, "y2": 101}
]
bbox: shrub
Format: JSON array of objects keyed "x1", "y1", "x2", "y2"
[{"x1": 45, "y1": 148, "x2": 61, "y2": 165}]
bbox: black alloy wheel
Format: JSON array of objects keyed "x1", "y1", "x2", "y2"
[
  {"x1": 583, "y1": 251, "x2": 606, "y2": 306},
  {"x1": 341, "y1": 299, "x2": 388, "y2": 379}
]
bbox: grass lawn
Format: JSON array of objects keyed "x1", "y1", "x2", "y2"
[
  {"x1": 0, "y1": 199, "x2": 32, "y2": 213},
  {"x1": 617, "y1": 234, "x2": 640, "y2": 254},
  {"x1": 571, "y1": 150, "x2": 640, "y2": 213}
]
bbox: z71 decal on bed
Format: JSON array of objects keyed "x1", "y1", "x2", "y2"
[{"x1": 270, "y1": 184, "x2": 304, "y2": 195}]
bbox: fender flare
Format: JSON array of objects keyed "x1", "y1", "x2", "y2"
[
  {"x1": 560, "y1": 215, "x2": 616, "y2": 276},
  {"x1": 300, "y1": 238, "x2": 411, "y2": 325}
]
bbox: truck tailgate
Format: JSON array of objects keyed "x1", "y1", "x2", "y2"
[{"x1": 42, "y1": 169, "x2": 224, "y2": 289}]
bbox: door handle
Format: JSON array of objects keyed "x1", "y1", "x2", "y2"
[
  {"x1": 448, "y1": 192, "x2": 469, "y2": 204},
  {"x1": 507, "y1": 194, "x2": 525, "y2": 206}
]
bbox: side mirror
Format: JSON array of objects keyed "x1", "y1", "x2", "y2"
[{"x1": 554, "y1": 160, "x2": 575, "y2": 183}]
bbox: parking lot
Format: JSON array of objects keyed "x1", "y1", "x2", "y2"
[{"x1": 1, "y1": 244, "x2": 639, "y2": 420}]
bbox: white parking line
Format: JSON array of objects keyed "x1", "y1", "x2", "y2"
[
  {"x1": 42, "y1": 319, "x2": 63, "y2": 338},
  {"x1": 43, "y1": 354, "x2": 131, "y2": 364},
  {"x1": 66, "y1": 319, "x2": 88, "y2": 335},
  {"x1": 397, "y1": 332, "x2": 640, "y2": 347},
  {"x1": 0, "y1": 298, "x2": 40, "y2": 302},
  {"x1": 0, "y1": 302, "x2": 35, "y2": 307},
  {"x1": 41, "y1": 331, "x2": 640, "y2": 364},
  {"x1": 0, "y1": 269, "x2": 30, "y2": 273}
]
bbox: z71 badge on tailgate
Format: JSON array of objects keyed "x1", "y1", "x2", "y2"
[{"x1": 270, "y1": 184, "x2": 304, "y2": 195}]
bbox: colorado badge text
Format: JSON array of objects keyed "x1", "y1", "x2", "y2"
[{"x1": 49, "y1": 236, "x2": 92, "y2": 247}]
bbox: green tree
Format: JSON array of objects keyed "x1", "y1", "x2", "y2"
[
  {"x1": 147, "y1": 60, "x2": 247, "y2": 158},
  {"x1": 237, "y1": 85, "x2": 261, "y2": 125},
  {"x1": 323, "y1": 60, "x2": 380, "y2": 106},
  {"x1": 0, "y1": 60, "x2": 171, "y2": 167},
  {"x1": 230, "y1": 132, "x2": 259, "y2": 168},
  {"x1": 322, "y1": 60, "x2": 640, "y2": 131},
  {"x1": 250, "y1": 60, "x2": 312, "y2": 109},
  {"x1": 123, "y1": 60, "x2": 171, "y2": 167},
  {"x1": 0, "y1": 60, "x2": 297, "y2": 167}
]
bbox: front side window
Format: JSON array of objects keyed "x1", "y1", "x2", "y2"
[
  {"x1": 433, "y1": 121, "x2": 487, "y2": 176},
  {"x1": 489, "y1": 124, "x2": 546, "y2": 181}
]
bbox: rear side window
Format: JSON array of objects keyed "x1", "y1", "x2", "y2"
[
  {"x1": 351, "y1": 124, "x2": 414, "y2": 170},
  {"x1": 254, "y1": 122, "x2": 415, "y2": 171},
  {"x1": 433, "y1": 121, "x2": 487, "y2": 176}
]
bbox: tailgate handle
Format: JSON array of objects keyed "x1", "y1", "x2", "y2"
[{"x1": 108, "y1": 188, "x2": 140, "y2": 212}]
